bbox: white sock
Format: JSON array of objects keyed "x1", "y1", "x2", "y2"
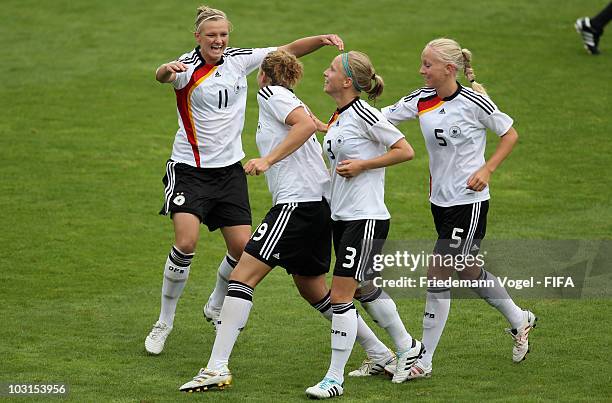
[
  {"x1": 325, "y1": 303, "x2": 358, "y2": 384},
  {"x1": 159, "y1": 246, "x2": 193, "y2": 327},
  {"x1": 361, "y1": 289, "x2": 413, "y2": 352},
  {"x1": 207, "y1": 280, "x2": 253, "y2": 371},
  {"x1": 312, "y1": 292, "x2": 389, "y2": 361},
  {"x1": 207, "y1": 253, "x2": 237, "y2": 311},
  {"x1": 420, "y1": 288, "x2": 451, "y2": 367},
  {"x1": 472, "y1": 269, "x2": 524, "y2": 329}
]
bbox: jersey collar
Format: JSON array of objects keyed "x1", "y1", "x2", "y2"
[
  {"x1": 441, "y1": 82, "x2": 462, "y2": 101},
  {"x1": 337, "y1": 97, "x2": 360, "y2": 114},
  {"x1": 195, "y1": 46, "x2": 225, "y2": 66}
]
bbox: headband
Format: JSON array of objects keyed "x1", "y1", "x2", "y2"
[
  {"x1": 341, "y1": 53, "x2": 362, "y2": 92},
  {"x1": 196, "y1": 14, "x2": 226, "y2": 31}
]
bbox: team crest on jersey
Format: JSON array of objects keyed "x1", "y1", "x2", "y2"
[
  {"x1": 449, "y1": 126, "x2": 462, "y2": 138},
  {"x1": 173, "y1": 193, "x2": 186, "y2": 206},
  {"x1": 335, "y1": 135, "x2": 344, "y2": 147}
]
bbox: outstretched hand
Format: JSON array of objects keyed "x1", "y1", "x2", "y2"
[
  {"x1": 321, "y1": 34, "x2": 344, "y2": 51},
  {"x1": 165, "y1": 61, "x2": 188, "y2": 73}
]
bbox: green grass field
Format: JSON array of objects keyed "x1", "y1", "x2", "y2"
[{"x1": 1, "y1": 0, "x2": 611, "y2": 401}]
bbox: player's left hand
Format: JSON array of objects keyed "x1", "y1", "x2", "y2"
[
  {"x1": 244, "y1": 158, "x2": 271, "y2": 176},
  {"x1": 321, "y1": 34, "x2": 344, "y2": 51},
  {"x1": 467, "y1": 166, "x2": 491, "y2": 191},
  {"x1": 336, "y1": 159, "x2": 365, "y2": 178}
]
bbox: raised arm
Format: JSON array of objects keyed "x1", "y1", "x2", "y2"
[
  {"x1": 155, "y1": 61, "x2": 188, "y2": 83},
  {"x1": 278, "y1": 34, "x2": 344, "y2": 58}
]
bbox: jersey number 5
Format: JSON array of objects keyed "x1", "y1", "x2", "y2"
[{"x1": 434, "y1": 128, "x2": 447, "y2": 146}]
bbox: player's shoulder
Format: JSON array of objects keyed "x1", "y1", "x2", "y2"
[
  {"x1": 457, "y1": 86, "x2": 496, "y2": 115},
  {"x1": 402, "y1": 87, "x2": 437, "y2": 103},
  {"x1": 223, "y1": 47, "x2": 255, "y2": 58},
  {"x1": 176, "y1": 48, "x2": 200, "y2": 66},
  {"x1": 257, "y1": 85, "x2": 299, "y2": 102},
  {"x1": 349, "y1": 98, "x2": 381, "y2": 126}
]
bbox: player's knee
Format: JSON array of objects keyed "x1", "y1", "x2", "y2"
[{"x1": 174, "y1": 239, "x2": 197, "y2": 254}]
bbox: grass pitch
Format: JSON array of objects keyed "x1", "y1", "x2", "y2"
[{"x1": 1, "y1": 0, "x2": 611, "y2": 401}]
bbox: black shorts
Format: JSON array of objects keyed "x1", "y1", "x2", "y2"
[
  {"x1": 332, "y1": 219, "x2": 390, "y2": 281},
  {"x1": 431, "y1": 200, "x2": 489, "y2": 256},
  {"x1": 244, "y1": 200, "x2": 332, "y2": 276},
  {"x1": 159, "y1": 160, "x2": 252, "y2": 231}
]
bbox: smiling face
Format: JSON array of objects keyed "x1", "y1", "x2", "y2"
[
  {"x1": 323, "y1": 55, "x2": 349, "y2": 95},
  {"x1": 195, "y1": 19, "x2": 229, "y2": 63},
  {"x1": 419, "y1": 46, "x2": 455, "y2": 89}
]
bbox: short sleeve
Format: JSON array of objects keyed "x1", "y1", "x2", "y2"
[
  {"x1": 225, "y1": 46, "x2": 278, "y2": 75},
  {"x1": 475, "y1": 96, "x2": 514, "y2": 136},
  {"x1": 266, "y1": 89, "x2": 303, "y2": 124},
  {"x1": 172, "y1": 71, "x2": 190, "y2": 90},
  {"x1": 366, "y1": 118, "x2": 405, "y2": 147},
  {"x1": 381, "y1": 95, "x2": 419, "y2": 126},
  {"x1": 170, "y1": 51, "x2": 196, "y2": 90}
]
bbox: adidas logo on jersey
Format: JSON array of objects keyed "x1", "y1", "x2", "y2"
[
  {"x1": 215, "y1": 71, "x2": 221, "y2": 77},
  {"x1": 439, "y1": 108, "x2": 446, "y2": 114},
  {"x1": 272, "y1": 253, "x2": 280, "y2": 259}
]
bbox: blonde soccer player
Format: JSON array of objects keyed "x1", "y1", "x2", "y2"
[
  {"x1": 381, "y1": 38, "x2": 537, "y2": 380},
  {"x1": 305, "y1": 51, "x2": 424, "y2": 399}
]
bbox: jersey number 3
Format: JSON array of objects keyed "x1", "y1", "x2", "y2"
[{"x1": 434, "y1": 128, "x2": 447, "y2": 147}]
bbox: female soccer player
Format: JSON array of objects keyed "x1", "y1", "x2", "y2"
[
  {"x1": 305, "y1": 51, "x2": 423, "y2": 399},
  {"x1": 381, "y1": 38, "x2": 537, "y2": 379},
  {"x1": 145, "y1": 4, "x2": 344, "y2": 355},
  {"x1": 178, "y1": 50, "x2": 392, "y2": 393}
]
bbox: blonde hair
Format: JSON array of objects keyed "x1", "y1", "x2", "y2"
[
  {"x1": 194, "y1": 5, "x2": 233, "y2": 33},
  {"x1": 260, "y1": 50, "x2": 304, "y2": 89},
  {"x1": 342, "y1": 51, "x2": 384, "y2": 101},
  {"x1": 425, "y1": 38, "x2": 488, "y2": 97}
]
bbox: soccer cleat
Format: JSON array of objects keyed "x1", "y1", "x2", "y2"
[
  {"x1": 575, "y1": 17, "x2": 602, "y2": 55},
  {"x1": 386, "y1": 358, "x2": 432, "y2": 381},
  {"x1": 203, "y1": 301, "x2": 221, "y2": 330},
  {"x1": 144, "y1": 321, "x2": 172, "y2": 355},
  {"x1": 179, "y1": 366, "x2": 232, "y2": 392},
  {"x1": 391, "y1": 339, "x2": 426, "y2": 384},
  {"x1": 506, "y1": 310, "x2": 537, "y2": 363},
  {"x1": 348, "y1": 351, "x2": 397, "y2": 377},
  {"x1": 305, "y1": 377, "x2": 343, "y2": 399}
]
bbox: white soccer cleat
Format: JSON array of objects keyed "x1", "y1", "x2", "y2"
[
  {"x1": 144, "y1": 321, "x2": 172, "y2": 355},
  {"x1": 506, "y1": 310, "x2": 537, "y2": 363},
  {"x1": 305, "y1": 377, "x2": 343, "y2": 399},
  {"x1": 387, "y1": 358, "x2": 432, "y2": 381},
  {"x1": 179, "y1": 366, "x2": 232, "y2": 393},
  {"x1": 203, "y1": 301, "x2": 221, "y2": 330},
  {"x1": 391, "y1": 339, "x2": 426, "y2": 383},
  {"x1": 349, "y1": 351, "x2": 397, "y2": 377}
]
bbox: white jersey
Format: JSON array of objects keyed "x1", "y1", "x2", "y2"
[
  {"x1": 323, "y1": 98, "x2": 405, "y2": 221},
  {"x1": 256, "y1": 85, "x2": 330, "y2": 205},
  {"x1": 382, "y1": 84, "x2": 513, "y2": 207},
  {"x1": 169, "y1": 46, "x2": 277, "y2": 168}
]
